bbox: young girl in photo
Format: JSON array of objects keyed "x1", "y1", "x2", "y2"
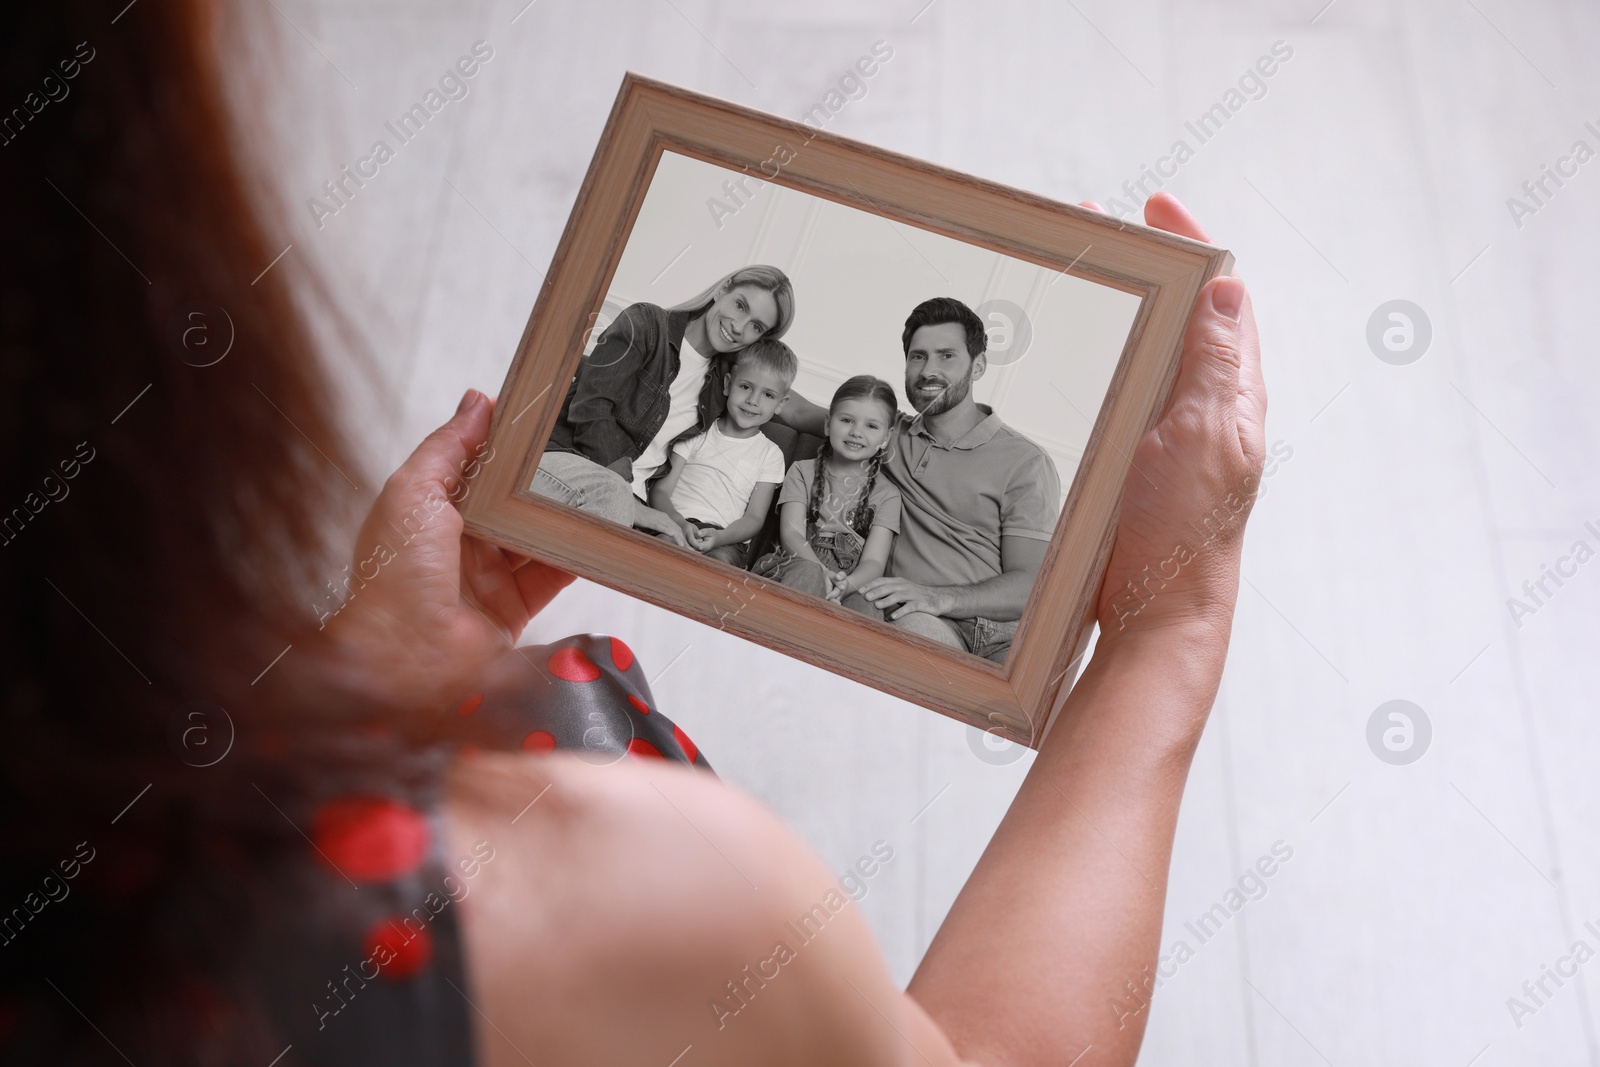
[{"x1": 751, "y1": 375, "x2": 902, "y2": 618}]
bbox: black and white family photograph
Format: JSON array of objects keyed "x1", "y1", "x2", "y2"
[{"x1": 529, "y1": 150, "x2": 1141, "y2": 663}]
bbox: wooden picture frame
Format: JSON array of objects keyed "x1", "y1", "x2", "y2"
[{"x1": 460, "y1": 72, "x2": 1232, "y2": 749}]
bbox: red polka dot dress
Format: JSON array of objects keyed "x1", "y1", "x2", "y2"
[
  {"x1": 451, "y1": 634, "x2": 712, "y2": 772},
  {"x1": 240, "y1": 633, "x2": 711, "y2": 1065}
]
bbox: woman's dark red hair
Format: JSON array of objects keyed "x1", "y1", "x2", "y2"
[{"x1": 1, "y1": 2, "x2": 389, "y2": 1060}]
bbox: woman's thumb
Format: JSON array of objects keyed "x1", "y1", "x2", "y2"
[
  {"x1": 1209, "y1": 276, "x2": 1244, "y2": 324},
  {"x1": 1174, "y1": 276, "x2": 1246, "y2": 408}
]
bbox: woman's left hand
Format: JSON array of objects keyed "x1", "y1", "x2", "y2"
[{"x1": 323, "y1": 389, "x2": 574, "y2": 709}]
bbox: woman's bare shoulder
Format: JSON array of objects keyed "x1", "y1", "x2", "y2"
[{"x1": 442, "y1": 751, "x2": 974, "y2": 1067}]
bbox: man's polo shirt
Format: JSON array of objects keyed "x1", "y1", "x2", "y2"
[{"x1": 880, "y1": 402, "x2": 1062, "y2": 589}]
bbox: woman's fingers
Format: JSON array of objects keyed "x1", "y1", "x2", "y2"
[
  {"x1": 386, "y1": 389, "x2": 493, "y2": 511},
  {"x1": 661, "y1": 522, "x2": 688, "y2": 547},
  {"x1": 460, "y1": 539, "x2": 523, "y2": 639},
  {"x1": 351, "y1": 389, "x2": 493, "y2": 621},
  {"x1": 1139, "y1": 192, "x2": 1265, "y2": 443},
  {"x1": 512, "y1": 556, "x2": 575, "y2": 617},
  {"x1": 1139, "y1": 189, "x2": 1260, "y2": 441},
  {"x1": 458, "y1": 533, "x2": 573, "y2": 633},
  {"x1": 1079, "y1": 189, "x2": 1212, "y2": 247},
  {"x1": 1143, "y1": 190, "x2": 1212, "y2": 244}
]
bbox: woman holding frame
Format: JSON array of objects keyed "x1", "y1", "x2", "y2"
[
  {"x1": 449, "y1": 195, "x2": 1264, "y2": 1067},
  {"x1": 4, "y1": 3, "x2": 1266, "y2": 1064}
]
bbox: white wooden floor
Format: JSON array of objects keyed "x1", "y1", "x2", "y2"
[{"x1": 259, "y1": 1, "x2": 1600, "y2": 1062}]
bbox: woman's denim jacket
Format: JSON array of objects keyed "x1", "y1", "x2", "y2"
[{"x1": 543, "y1": 303, "x2": 731, "y2": 496}]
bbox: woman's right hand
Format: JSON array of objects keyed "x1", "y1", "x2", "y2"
[
  {"x1": 316, "y1": 390, "x2": 576, "y2": 712},
  {"x1": 1088, "y1": 192, "x2": 1267, "y2": 647},
  {"x1": 632, "y1": 499, "x2": 690, "y2": 547}
]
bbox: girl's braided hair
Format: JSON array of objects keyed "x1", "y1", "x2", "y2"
[{"x1": 805, "y1": 376, "x2": 899, "y2": 540}]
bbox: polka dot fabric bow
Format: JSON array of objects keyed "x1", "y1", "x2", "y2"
[
  {"x1": 247, "y1": 633, "x2": 711, "y2": 1065},
  {"x1": 451, "y1": 634, "x2": 711, "y2": 770}
]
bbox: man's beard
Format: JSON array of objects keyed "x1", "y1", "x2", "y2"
[{"x1": 907, "y1": 371, "x2": 973, "y2": 417}]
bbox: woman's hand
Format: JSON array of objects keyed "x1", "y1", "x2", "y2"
[
  {"x1": 1088, "y1": 193, "x2": 1266, "y2": 646},
  {"x1": 322, "y1": 389, "x2": 575, "y2": 710},
  {"x1": 905, "y1": 202, "x2": 1265, "y2": 1067},
  {"x1": 633, "y1": 501, "x2": 690, "y2": 547}
]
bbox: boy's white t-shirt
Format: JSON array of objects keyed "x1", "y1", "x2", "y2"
[
  {"x1": 668, "y1": 418, "x2": 786, "y2": 529},
  {"x1": 630, "y1": 335, "x2": 712, "y2": 500}
]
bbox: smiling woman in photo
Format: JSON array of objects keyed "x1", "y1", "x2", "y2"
[{"x1": 533, "y1": 265, "x2": 829, "y2": 545}]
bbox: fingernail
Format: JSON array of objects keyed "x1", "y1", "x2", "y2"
[
  {"x1": 1211, "y1": 277, "x2": 1244, "y2": 323},
  {"x1": 456, "y1": 389, "x2": 478, "y2": 415}
]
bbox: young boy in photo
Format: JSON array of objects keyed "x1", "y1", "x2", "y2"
[{"x1": 648, "y1": 339, "x2": 797, "y2": 568}]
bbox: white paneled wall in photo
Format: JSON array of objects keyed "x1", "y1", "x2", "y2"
[{"x1": 601, "y1": 149, "x2": 1143, "y2": 509}]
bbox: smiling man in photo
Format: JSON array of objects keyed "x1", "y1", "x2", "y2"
[{"x1": 857, "y1": 297, "x2": 1062, "y2": 662}]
